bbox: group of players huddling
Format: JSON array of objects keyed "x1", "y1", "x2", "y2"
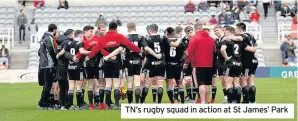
[{"x1": 37, "y1": 21, "x2": 258, "y2": 110}]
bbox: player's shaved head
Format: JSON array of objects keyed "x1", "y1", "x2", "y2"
[
  {"x1": 127, "y1": 22, "x2": 136, "y2": 32},
  {"x1": 194, "y1": 24, "x2": 202, "y2": 31}
]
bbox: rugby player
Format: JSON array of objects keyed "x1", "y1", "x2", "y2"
[
  {"x1": 124, "y1": 23, "x2": 144, "y2": 104},
  {"x1": 182, "y1": 26, "x2": 196, "y2": 103},
  {"x1": 140, "y1": 24, "x2": 166, "y2": 104},
  {"x1": 93, "y1": 24, "x2": 108, "y2": 109},
  {"x1": 164, "y1": 26, "x2": 187, "y2": 104},
  {"x1": 213, "y1": 25, "x2": 228, "y2": 103},
  {"x1": 55, "y1": 29, "x2": 76, "y2": 110},
  {"x1": 65, "y1": 30, "x2": 90, "y2": 109},
  {"x1": 221, "y1": 26, "x2": 243, "y2": 103},
  {"x1": 233, "y1": 23, "x2": 258, "y2": 103},
  {"x1": 203, "y1": 28, "x2": 218, "y2": 104},
  {"x1": 87, "y1": 22, "x2": 140, "y2": 109}
]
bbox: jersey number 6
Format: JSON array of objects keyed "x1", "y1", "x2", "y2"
[{"x1": 170, "y1": 47, "x2": 176, "y2": 57}]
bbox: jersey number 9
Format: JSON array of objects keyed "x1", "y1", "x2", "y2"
[
  {"x1": 170, "y1": 47, "x2": 176, "y2": 57},
  {"x1": 154, "y1": 42, "x2": 161, "y2": 53},
  {"x1": 70, "y1": 48, "x2": 75, "y2": 55}
]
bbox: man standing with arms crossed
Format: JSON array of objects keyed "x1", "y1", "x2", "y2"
[{"x1": 186, "y1": 24, "x2": 215, "y2": 104}]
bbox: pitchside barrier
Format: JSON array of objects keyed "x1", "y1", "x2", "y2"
[{"x1": 0, "y1": 67, "x2": 296, "y2": 83}]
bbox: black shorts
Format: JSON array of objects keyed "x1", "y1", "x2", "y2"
[
  {"x1": 103, "y1": 62, "x2": 122, "y2": 78},
  {"x1": 148, "y1": 64, "x2": 165, "y2": 77},
  {"x1": 194, "y1": 67, "x2": 213, "y2": 86},
  {"x1": 217, "y1": 66, "x2": 226, "y2": 76},
  {"x1": 127, "y1": 64, "x2": 142, "y2": 76},
  {"x1": 68, "y1": 69, "x2": 85, "y2": 81},
  {"x1": 166, "y1": 64, "x2": 183, "y2": 80},
  {"x1": 183, "y1": 63, "x2": 193, "y2": 76},
  {"x1": 225, "y1": 66, "x2": 242, "y2": 77},
  {"x1": 242, "y1": 60, "x2": 258, "y2": 76},
  {"x1": 85, "y1": 66, "x2": 100, "y2": 79}
]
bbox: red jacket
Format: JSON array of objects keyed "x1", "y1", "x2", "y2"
[
  {"x1": 75, "y1": 35, "x2": 109, "y2": 59},
  {"x1": 186, "y1": 30, "x2": 215, "y2": 67},
  {"x1": 88, "y1": 31, "x2": 141, "y2": 59},
  {"x1": 34, "y1": 0, "x2": 44, "y2": 8},
  {"x1": 250, "y1": 12, "x2": 260, "y2": 22},
  {"x1": 184, "y1": 3, "x2": 196, "y2": 12}
]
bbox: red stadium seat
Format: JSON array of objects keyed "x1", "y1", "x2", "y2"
[{"x1": 291, "y1": 24, "x2": 297, "y2": 39}]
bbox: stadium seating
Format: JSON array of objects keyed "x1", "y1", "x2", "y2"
[
  {"x1": 0, "y1": 6, "x2": 16, "y2": 35},
  {"x1": 27, "y1": 45, "x2": 39, "y2": 69},
  {"x1": 33, "y1": 5, "x2": 221, "y2": 27}
]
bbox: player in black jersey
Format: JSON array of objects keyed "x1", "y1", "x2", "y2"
[
  {"x1": 164, "y1": 26, "x2": 187, "y2": 104},
  {"x1": 64, "y1": 30, "x2": 90, "y2": 109},
  {"x1": 182, "y1": 26, "x2": 197, "y2": 103},
  {"x1": 124, "y1": 23, "x2": 144, "y2": 104},
  {"x1": 234, "y1": 23, "x2": 258, "y2": 103},
  {"x1": 221, "y1": 26, "x2": 243, "y2": 103},
  {"x1": 55, "y1": 29, "x2": 75, "y2": 110},
  {"x1": 213, "y1": 25, "x2": 228, "y2": 103},
  {"x1": 140, "y1": 24, "x2": 166, "y2": 104}
]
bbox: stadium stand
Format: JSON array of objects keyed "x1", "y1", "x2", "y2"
[{"x1": 28, "y1": 0, "x2": 266, "y2": 69}]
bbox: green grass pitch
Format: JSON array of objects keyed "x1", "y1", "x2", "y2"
[{"x1": 0, "y1": 78, "x2": 297, "y2": 121}]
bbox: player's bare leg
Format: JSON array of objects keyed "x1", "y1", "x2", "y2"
[
  {"x1": 177, "y1": 79, "x2": 185, "y2": 104},
  {"x1": 54, "y1": 82, "x2": 60, "y2": 108},
  {"x1": 225, "y1": 76, "x2": 234, "y2": 104},
  {"x1": 140, "y1": 77, "x2": 153, "y2": 103},
  {"x1": 192, "y1": 69, "x2": 200, "y2": 103},
  {"x1": 166, "y1": 78, "x2": 174, "y2": 103},
  {"x1": 96, "y1": 78, "x2": 106, "y2": 110},
  {"x1": 127, "y1": 76, "x2": 134, "y2": 103},
  {"x1": 68, "y1": 80, "x2": 75, "y2": 109},
  {"x1": 210, "y1": 76, "x2": 217, "y2": 104},
  {"x1": 156, "y1": 76, "x2": 164, "y2": 104},
  {"x1": 219, "y1": 75, "x2": 227, "y2": 103},
  {"x1": 87, "y1": 79, "x2": 95, "y2": 110},
  {"x1": 184, "y1": 76, "x2": 193, "y2": 103},
  {"x1": 76, "y1": 80, "x2": 84, "y2": 109},
  {"x1": 104, "y1": 78, "x2": 113, "y2": 108},
  {"x1": 173, "y1": 80, "x2": 179, "y2": 103},
  {"x1": 151, "y1": 79, "x2": 158, "y2": 103},
  {"x1": 48, "y1": 82, "x2": 58, "y2": 109},
  {"x1": 248, "y1": 75, "x2": 256, "y2": 104},
  {"x1": 133, "y1": 75, "x2": 141, "y2": 103},
  {"x1": 233, "y1": 77, "x2": 241, "y2": 103},
  {"x1": 112, "y1": 78, "x2": 121, "y2": 109},
  {"x1": 81, "y1": 80, "x2": 87, "y2": 106}
]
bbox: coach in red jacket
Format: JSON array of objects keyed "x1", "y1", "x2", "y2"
[
  {"x1": 87, "y1": 22, "x2": 140, "y2": 108},
  {"x1": 186, "y1": 24, "x2": 215, "y2": 104}
]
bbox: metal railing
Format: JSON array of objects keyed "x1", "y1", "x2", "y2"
[
  {"x1": 278, "y1": 24, "x2": 298, "y2": 44},
  {"x1": 0, "y1": 28, "x2": 14, "y2": 49}
]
